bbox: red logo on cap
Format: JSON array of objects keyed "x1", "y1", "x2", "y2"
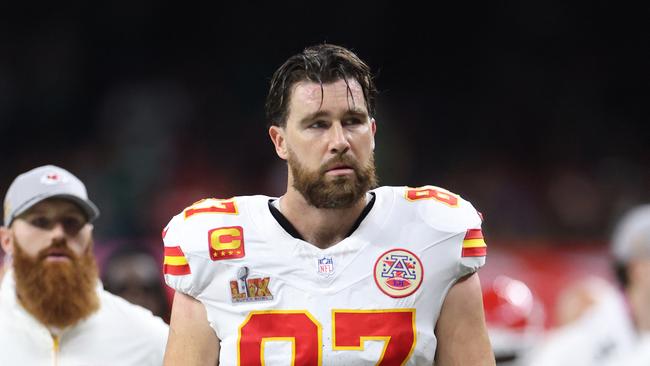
[{"x1": 41, "y1": 172, "x2": 67, "y2": 185}]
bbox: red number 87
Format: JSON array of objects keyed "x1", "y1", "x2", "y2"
[
  {"x1": 238, "y1": 309, "x2": 417, "y2": 366},
  {"x1": 405, "y1": 186, "x2": 458, "y2": 207}
]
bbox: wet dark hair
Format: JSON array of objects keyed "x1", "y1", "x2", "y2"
[{"x1": 265, "y1": 44, "x2": 377, "y2": 127}]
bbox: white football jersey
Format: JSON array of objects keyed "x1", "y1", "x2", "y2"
[{"x1": 163, "y1": 185, "x2": 486, "y2": 365}]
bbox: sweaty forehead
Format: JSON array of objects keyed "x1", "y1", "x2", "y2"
[{"x1": 290, "y1": 79, "x2": 367, "y2": 114}]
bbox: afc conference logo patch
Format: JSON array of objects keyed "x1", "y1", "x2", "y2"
[
  {"x1": 208, "y1": 226, "x2": 245, "y2": 261},
  {"x1": 374, "y1": 248, "x2": 423, "y2": 298}
]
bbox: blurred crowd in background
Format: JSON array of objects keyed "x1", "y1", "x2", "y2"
[
  {"x1": 0, "y1": 2, "x2": 648, "y2": 363},
  {"x1": 1, "y1": 2, "x2": 648, "y2": 241}
]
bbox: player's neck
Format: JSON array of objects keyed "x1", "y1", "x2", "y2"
[{"x1": 279, "y1": 188, "x2": 369, "y2": 249}]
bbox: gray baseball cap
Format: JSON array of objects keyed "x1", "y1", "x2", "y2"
[
  {"x1": 611, "y1": 204, "x2": 650, "y2": 263},
  {"x1": 3, "y1": 165, "x2": 100, "y2": 226}
]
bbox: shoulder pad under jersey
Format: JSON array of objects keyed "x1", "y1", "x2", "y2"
[
  {"x1": 400, "y1": 185, "x2": 482, "y2": 233},
  {"x1": 399, "y1": 185, "x2": 487, "y2": 274},
  {"x1": 162, "y1": 197, "x2": 244, "y2": 296}
]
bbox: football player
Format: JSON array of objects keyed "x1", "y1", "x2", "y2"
[{"x1": 162, "y1": 44, "x2": 495, "y2": 365}]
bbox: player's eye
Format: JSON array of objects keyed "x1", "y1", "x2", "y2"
[
  {"x1": 343, "y1": 117, "x2": 362, "y2": 126},
  {"x1": 25, "y1": 215, "x2": 86, "y2": 234},
  {"x1": 61, "y1": 216, "x2": 86, "y2": 234},
  {"x1": 29, "y1": 216, "x2": 54, "y2": 230},
  {"x1": 309, "y1": 120, "x2": 327, "y2": 129}
]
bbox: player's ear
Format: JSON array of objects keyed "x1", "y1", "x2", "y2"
[
  {"x1": 370, "y1": 118, "x2": 377, "y2": 151},
  {"x1": 269, "y1": 125, "x2": 288, "y2": 160},
  {"x1": 0, "y1": 226, "x2": 14, "y2": 257}
]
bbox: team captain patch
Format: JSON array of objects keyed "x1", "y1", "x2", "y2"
[
  {"x1": 209, "y1": 226, "x2": 245, "y2": 260},
  {"x1": 374, "y1": 249, "x2": 423, "y2": 298}
]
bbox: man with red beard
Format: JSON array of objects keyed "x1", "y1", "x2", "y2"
[
  {"x1": 162, "y1": 44, "x2": 494, "y2": 365},
  {"x1": 0, "y1": 165, "x2": 169, "y2": 365}
]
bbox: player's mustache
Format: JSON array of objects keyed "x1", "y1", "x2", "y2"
[
  {"x1": 36, "y1": 238, "x2": 76, "y2": 261},
  {"x1": 319, "y1": 155, "x2": 359, "y2": 174}
]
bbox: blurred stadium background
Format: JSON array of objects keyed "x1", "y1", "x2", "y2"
[{"x1": 1, "y1": 2, "x2": 648, "y2": 326}]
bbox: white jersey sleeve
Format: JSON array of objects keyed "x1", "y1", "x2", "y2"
[
  {"x1": 162, "y1": 198, "x2": 240, "y2": 297},
  {"x1": 404, "y1": 185, "x2": 486, "y2": 277},
  {"x1": 162, "y1": 212, "x2": 195, "y2": 295}
]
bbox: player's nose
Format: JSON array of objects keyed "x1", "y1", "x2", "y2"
[
  {"x1": 49, "y1": 222, "x2": 66, "y2": 240},
  {"x1": 328, "y1": 122, "x2": 350, "y2": 154}
]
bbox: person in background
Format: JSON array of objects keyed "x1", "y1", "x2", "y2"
[
  {"x1": 102, "y1": 243, "x2": 170, "y2": 322},
  {"x1": 482, "y1": 275, "x2": 545, "y2": 365},
  {"x1": 524, "y1": 204, "x2": 650, "y2": 365},
  {"x1": 0, "y1": 165, "x2": 168, "y2": 365},
  {"x1": 601, "y1": 204, "x2": 650, "y2": 365},
  {"x1": 552, "y1": 275, "x2": 613, "y2": 328},
  {"x1": 0, "y1": 252, "x2": 7, "y2": 288}
]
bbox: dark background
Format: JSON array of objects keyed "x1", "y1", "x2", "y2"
[{"x1": 1, "y1": 2, "x2": 648, "y2": 247}]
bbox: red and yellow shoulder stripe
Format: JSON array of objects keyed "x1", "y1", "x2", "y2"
[
  {"x1": 461, "y1": 229, "x2": 487, "y2": 257},
  {"x1": 163, "y1": 246, "x2": 191, "y2": 275}
]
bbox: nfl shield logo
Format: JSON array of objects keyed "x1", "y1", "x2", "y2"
[{"x1": 317, "y1": 257, "x2": 334, "y2": 277}]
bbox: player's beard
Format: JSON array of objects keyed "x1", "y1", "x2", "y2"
[
  {"x1": 288, "y1": 149, "x2": 377, "y2": 209},
  {"x1": 12, "y1": 235, "x2": 100, "y2": 328}
]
